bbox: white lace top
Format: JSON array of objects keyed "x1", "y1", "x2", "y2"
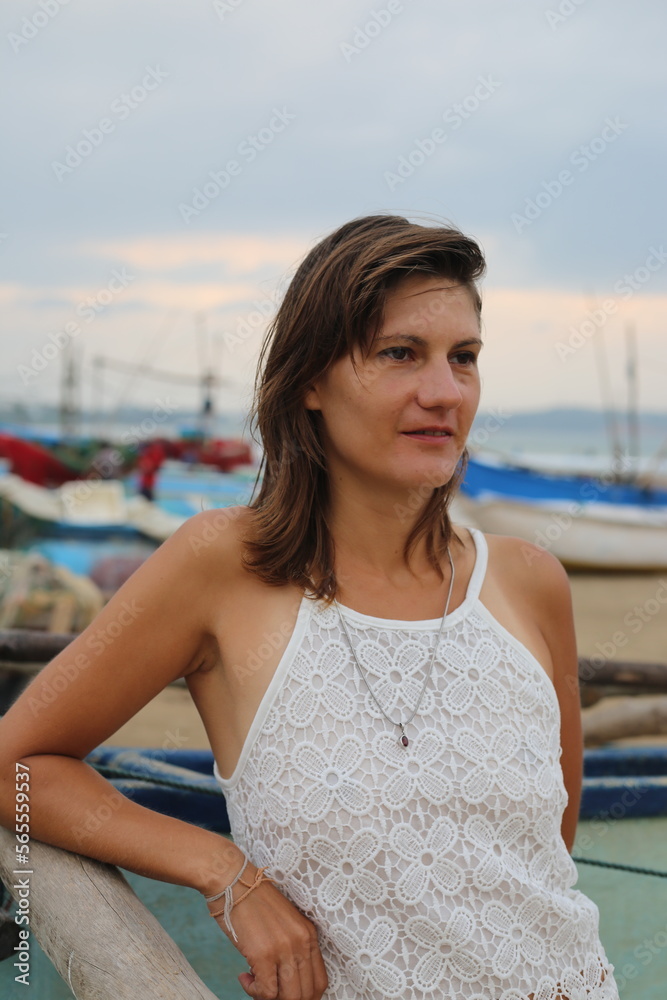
[{"x1": 213, "y1": 527, "x2": 619, "y2": 999}]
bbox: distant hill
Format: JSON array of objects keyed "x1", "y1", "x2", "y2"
[
  {"x1": 475, "y1": 407, "x2": 666, "y2": 432},
  {"x1": 472, "y1": 407, "x2": 666, "y2": 456}
]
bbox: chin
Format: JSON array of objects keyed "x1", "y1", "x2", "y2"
[{"x1": 398, "y1": 463, "x2": 459, "y2": 492}]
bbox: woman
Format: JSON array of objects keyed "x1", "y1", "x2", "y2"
[{"x1": 0, "y1": 214, "x2": 618, "y2": 999}]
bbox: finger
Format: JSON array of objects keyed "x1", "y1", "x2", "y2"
[
  {"x1": 311, "y1": 945, "x2": 330, "y2": 999},
  {"x1": 295, "y1": 945, "x2": 314, "y2": 1000},
  {"x1": 243, "y1": 960, "x2": 278, "y2": 999},
  {"x1": 237, "y1": 970, "x2": 255, "y2": 995},
  {"x1": 277, "y1": 956, "x2": 303, "y2": 1000}
]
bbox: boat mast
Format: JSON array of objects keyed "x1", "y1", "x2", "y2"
[
  {"x1": 196, "y1": 311, "x2": 216, "y2": 440},
  {"x1": 625, "y1": 322, "x2": 640, "y2": 481},
  {"x1": 588, "y1": 293, "x2": 625, "y2": 479},
  {"x1": 59, "y1": 341, "x2": 80, "y2": 439}
]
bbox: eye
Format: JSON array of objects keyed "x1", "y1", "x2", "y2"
[
  {"x1": 450, "y1": 351, "x2": 478, "y2": 366},
  {"x1": 379, "y1": 346, "x2": 414, "y2": 361}
]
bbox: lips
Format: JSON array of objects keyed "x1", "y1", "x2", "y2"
[
  {"x1": 401, "y1": 425, "x2": 455, "y2": 435},
  {"x1": 402, "y1": 429, "x2": 453, "y2": 437}
]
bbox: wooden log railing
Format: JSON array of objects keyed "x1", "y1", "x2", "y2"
[
  {"x1": 0, "y1": 827, "x2": 220, "y2": 999},
  {"x1": 0, "y1": 628, "x2": 74, "y2": 663},
  {"x1": 578, "y1": 658, "x2": 667, "y2": 690}
]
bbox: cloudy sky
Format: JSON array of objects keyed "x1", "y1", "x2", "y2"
[{"x1": 3, "y1": 0, "x2": 666, "y2": 424}]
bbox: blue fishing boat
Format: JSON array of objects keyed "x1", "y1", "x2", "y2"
[
  {"x1": 459, "y1": 454, "x2": 667, "y2": 569},
  {"x1": 461, "y1": 455, "x2": 667, "y2": 506}
]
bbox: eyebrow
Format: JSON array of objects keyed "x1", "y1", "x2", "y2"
[{"x1": 375, "y1": 334, "x2": 484, "y2": 348}]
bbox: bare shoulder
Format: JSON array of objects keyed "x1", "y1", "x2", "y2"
[
  {"x1": 120, "y1": 505, "x2": 249, "y2": 606},
  {"x1": 175, "y1": 504, "x2": 256, "y2": 616},
  {"x1": 179, "y1": 504, "x2": 253, "y2": 565},
  {"x1": 482, "y1": 530, "x2": 572, "y2": 607},
  {"x1": 481, "y1": 530, "x2": 578, "y2": 683}
]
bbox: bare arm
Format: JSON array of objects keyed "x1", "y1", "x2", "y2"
[{"x1": 0, "y1": 509, "x2": 247, "y2": 894}]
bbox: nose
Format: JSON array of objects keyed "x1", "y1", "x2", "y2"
[{"x1": 415, "y1": 357, "x2": 464, "y2": 410}]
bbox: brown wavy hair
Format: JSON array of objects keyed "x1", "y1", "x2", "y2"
[{"x1": 241, "y1": 213, "x2": 486, "y2": 605}]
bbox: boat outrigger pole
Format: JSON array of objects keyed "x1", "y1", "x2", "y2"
[{"x1": 587, "y1": 292, "x2": 625, "y2": 481}]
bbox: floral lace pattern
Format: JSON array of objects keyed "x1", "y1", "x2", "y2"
[{"x1": 214, "y1": 528, "x2": 619, "y2": 999}]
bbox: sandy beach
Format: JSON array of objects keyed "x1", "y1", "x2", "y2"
[{"x1": 105, "y1": 568, "x2": 667, "y2": 750}]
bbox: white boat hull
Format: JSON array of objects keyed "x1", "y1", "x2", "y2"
[{"x1": 455, "y1": 494, "x2": 667, "y2": 570}]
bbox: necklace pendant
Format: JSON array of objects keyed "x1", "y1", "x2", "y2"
[{"x1": 400, "y1": 734, "x2": 409, "y2": 747}]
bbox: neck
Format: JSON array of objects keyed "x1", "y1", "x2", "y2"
[{"x1": 326, "y1": 476, "x2": 458, "y2": 588}]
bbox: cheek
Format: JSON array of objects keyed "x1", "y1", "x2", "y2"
[
  {"x1": 462, "y1": 371, "x2": 481, "y2": 403},
  {"x1": 337, "y1": 396, "x2": 384, "y2": 443},
  {"x1": 323, "y1": 391, "x2": 397, "y2": 458}
]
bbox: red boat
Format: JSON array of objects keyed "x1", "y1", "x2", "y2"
[{"x1": 0, "y1": 433, "x2": 253, "y2": 487}]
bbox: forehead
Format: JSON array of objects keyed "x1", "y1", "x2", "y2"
[
  {"x1": 370, "y1": 275, "x2": 479, "y2": 343},
  {"x1": 384, "y1": 275, "x2": 474, "y2": 313},
  {"x1": 351, "y1": 281, "x2": 480, "y2": 366}
]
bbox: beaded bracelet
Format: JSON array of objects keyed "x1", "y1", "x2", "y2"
[{"x1": 205, "y1": 858, "x2": 277, "y2": 942}]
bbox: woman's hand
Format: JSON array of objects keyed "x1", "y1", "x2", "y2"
[{"x1": 206, "y1": 863, "x2": 329, "y2": 1000}]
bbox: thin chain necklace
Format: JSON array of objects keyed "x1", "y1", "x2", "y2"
[{"x1": 333, "y1": 547, "x2": 455, "y2": 748}]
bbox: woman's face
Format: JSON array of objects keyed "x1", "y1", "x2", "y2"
[{"x1": 303, "y1": 274, "x2": 483, "y2": 496}]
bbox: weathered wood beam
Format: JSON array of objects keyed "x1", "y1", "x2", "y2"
[
  {"x1": 578, "y1": 658, "x2": 667, "y2": 690},
  {"x1": 1, "y1": 628, "x2": 665, "y2": 691},
  {"x1": 582, "y1": 694, "x2": 667, "y2": 745},
  {"x1": 0, "y1": 828, "x2": 220, "y2": 999},
  {"x1": 0, "y1": 628, "x2": 74, "y2": 663}
]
